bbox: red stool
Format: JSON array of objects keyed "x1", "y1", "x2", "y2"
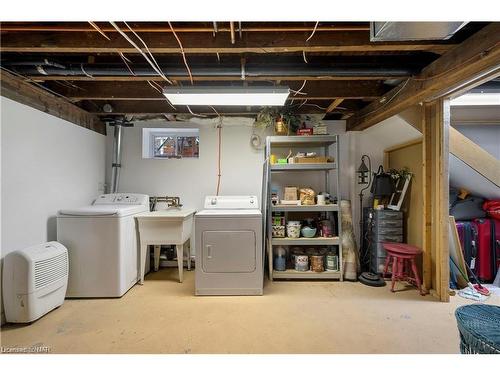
[{"x1": 382, "y1": 242, "x2": 425, "y2": 296}]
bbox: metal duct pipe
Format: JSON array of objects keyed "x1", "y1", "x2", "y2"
[
  {"x1": 9, "y1": 64, "x2": 417, "y2": 78},
  {"x1": 110, "y1": 124, "x2": 123, "y2": 194}
]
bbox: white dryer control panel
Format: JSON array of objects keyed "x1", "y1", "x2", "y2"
[
  {"x1": 94, "y1": 193, "x2": 149, "y2": 206},
  {"x1": 203, "y1": 195, "x2": 259, "y2": 210}
]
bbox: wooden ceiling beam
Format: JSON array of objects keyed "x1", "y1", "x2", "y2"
[
  {"x1": 44, "y1": 80, "x2": 387, "y2": 101},
  {"x1": 0, "y1": 30, "x2": 455, "y2": 54},
  {"x1": 0, "y1": 70, "x2": 105, "y2": 134},
  {"x1": 326, "y1": 98, "x2": 345, "y2": 113},
  {"x1": 79, "y1": 99, "x2": 358, "y2": 115},
  {"x1": 0, "y1": 24, "x2": 370, "y2": 33},
  {"x1": 347, "y1": 23, "x2": 500, "y2": 131}
]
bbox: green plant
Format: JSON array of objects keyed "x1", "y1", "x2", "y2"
[
  {"x1": 388, "y1": 167, "x2": 411, "y2": 180},
  {"x1": 253, "y1": 107, "x2": 277, "y2": 129},
  {"x1": 281, "y1": 107, "x2": 301, "y2": 134}
]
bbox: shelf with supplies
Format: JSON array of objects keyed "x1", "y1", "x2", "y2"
[
  {"x1": 270, "y1": 163, "x2": 337, "y2": 171},
  {"x1": 271, "y1": 204, "x2": 339, "y2": 212},
  {"x1": 272, "y1": 269, "x2": 341, "y2": 280},
  {"x1": 266, "y1": 135, "x2": 337, "y2": 148},
  {"x1": 271, "y1": 237, "x2": 339, "y2": 246},
  {"x1": 262, "y1": 134, "x2": 343, "y2": 282}
]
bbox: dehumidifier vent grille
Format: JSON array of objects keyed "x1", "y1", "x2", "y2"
[{"x1": 34, "y1": 252, "x2": 69, "y2": 290}]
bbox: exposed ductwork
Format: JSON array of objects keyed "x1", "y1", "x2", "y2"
[
  {"x1": 370, "y1": 22, "x2": 468, "y2": 42},
  {"x1": 105, "y1": 117, "x2": 133, "y2": 194}
]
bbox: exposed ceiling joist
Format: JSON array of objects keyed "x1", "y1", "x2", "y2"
[
  {"x1": 0, "y1": 30, "x2": 456, "y2": 54},
  {"x1": 326, "y1": 98, "x2": 345, "y2": 112},
  {"x1": 79, "y1": 99, "x2": 359, "y2": 116},
  {"x1": 45, "y1": 80, "x2": 387, "y2": 101},
  {"x1": 347, "y1": 23, "x2": 500, "y2": 131},
  {"x1": 0, "y1": 23, "x2": 371, "y2": 33},
  {"x1": 0, "y1": 69, "x2": 105, "y2": 134}
]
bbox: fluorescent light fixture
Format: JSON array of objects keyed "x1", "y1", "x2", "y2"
[
  {"x1": 163, "y1": 86, "x2": 289, "y2": 106},
  {"x1": 450, "y1": 93, "x2": 500, "y2": 106}
]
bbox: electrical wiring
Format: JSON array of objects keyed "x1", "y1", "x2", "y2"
[
  {"x1": 88, "y1": 21, "x2": 111, "y2": 40},
  {"x1": 298, "y1": 99, "x2": 308, "y2": 108},
  {"x1": 215, "y1": 116, "x2": 223, "y2": 196},
  {"x1": 80, "y1": 64, "x2": 94, "y2": 78},
  {"x1": 290, "y1": 80, "x2": 307, "y2": 96},
  {"x1": 119, "y1": 52, "x2": 136, "y2": 76},
  {"x1": 302, "y1": 50, "x2": 308, "y2": 64},
  {"x1": 109, "y1": 21, "x2": 172, "y2": 84},
  {"x1": 306, "y1": 22, "x2": 319, "y2": 42},
  {"x1": 356, "y1": 78, "x2": 411, "y2": 119},
  {"x1": 147, "y1": 80, "x2": 162, "y2": 93},
  {"x1": 303, "y1": 103, "x2": 328, "y2": 110},
  {"x1": 186, "y1": 105, "x2": 207, "y2": 117},
  {"x1": 123, "y1": 21, "x2": 167, "y2": 82},
  {"x1": 168, "y1": 21, "x2": 194, "y2": 85}
]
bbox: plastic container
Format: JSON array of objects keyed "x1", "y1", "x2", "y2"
[{"x1": 274, "y1": 246, "x2": 287, "y2": 271}]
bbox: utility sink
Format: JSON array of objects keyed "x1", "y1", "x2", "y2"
[{"x1": 135, "y1": 209, "x2": 195, "y2": 244}]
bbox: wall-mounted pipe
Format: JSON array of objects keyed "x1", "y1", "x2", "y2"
[{"x1": 110, "y1": 123, "x2": 123, "y2": 194}]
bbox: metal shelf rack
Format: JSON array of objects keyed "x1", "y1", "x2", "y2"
[{"x1": 262, "y1": 135, "x2": 343, "y2": 281}]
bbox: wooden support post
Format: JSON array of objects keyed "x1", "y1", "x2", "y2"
[{"x1": 422, "y1": 99, "x2": 450, "y2": 302}]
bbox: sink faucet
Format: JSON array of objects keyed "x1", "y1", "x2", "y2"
[
  {"x1": 150, "y1": 196, "x2": 183, "y2": 211},
  {"x1": 165, "y1": 196, "x2": 182, "y2": 208}
]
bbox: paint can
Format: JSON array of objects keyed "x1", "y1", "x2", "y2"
[
  {"x1": 310, "y1": 255, "x2": 324, "y2": 272},
  {"x1": 325, "y1": 252, "x2": 339, "y2": 271},
  {"x1": 294, "y1": 255, "x2": 309, "y2": 272}
]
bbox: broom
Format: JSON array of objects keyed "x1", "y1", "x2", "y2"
[{"x1": 450, "y1": 257, "x2": 490, "y2": 297}]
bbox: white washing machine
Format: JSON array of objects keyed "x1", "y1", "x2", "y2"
[
  {"x1": 195, "y1": 196, "x2": 263, "y2": 296},
  {"x1": 57, "y1": 193, "x2": 149, "y2": 297}
]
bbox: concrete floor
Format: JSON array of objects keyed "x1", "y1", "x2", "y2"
[{"x1": 1, "y1": 268, "x2": 499, "y2": 354}]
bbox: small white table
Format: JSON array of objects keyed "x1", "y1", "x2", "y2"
[{"x1": 135, "y1": 209, "x2": 195, "y2": 283}]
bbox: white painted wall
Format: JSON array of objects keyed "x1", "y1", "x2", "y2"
[
  {"x1": 105, "y1": 119, "x2": 349, "y2": 212},
  {"x1": 453, "y1": 124, "x2": 500, "y2": 159},
  {"x1": 1, "y1": 97, "x2": 106, "y2": 322},
  {"x1": 449, "y1": 123, "x2": 500, "y2": 199},
  {"x1": 348, "y1": 115, "x2": 422, "y2": 242}
]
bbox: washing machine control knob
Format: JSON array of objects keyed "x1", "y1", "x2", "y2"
[
  {"x1": 211, "y1": 198, "x2": 217, "y2": 205},
  {"x1": 250, "y1": 199, "x2": 254, "y2": 204}
]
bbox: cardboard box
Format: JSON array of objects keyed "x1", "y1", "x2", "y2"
[{"x1": 284, "y1": 187, "x2": 298, "y2": 201}]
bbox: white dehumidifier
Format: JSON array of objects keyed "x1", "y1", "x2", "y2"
[{"x1": 3, "y1": 241, "x2": 69, "y2": 323}]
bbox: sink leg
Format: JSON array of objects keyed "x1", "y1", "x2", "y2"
[
  {"x1": 176, "y1": 244, "x2": 184, "y2": 283},
  {"x1": 153, "y1": 245, "x2": 161, "y2": 271},
  {"x1": 186, "y1": 239, "x2": 191, "y2": 271},
  {"x1": 139, "y1": 243, "x2": 148, "y2": 285}
]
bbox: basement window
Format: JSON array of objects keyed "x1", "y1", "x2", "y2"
[{"x1": 142, "y1": 128, "x2": 199, "y2": 159}]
